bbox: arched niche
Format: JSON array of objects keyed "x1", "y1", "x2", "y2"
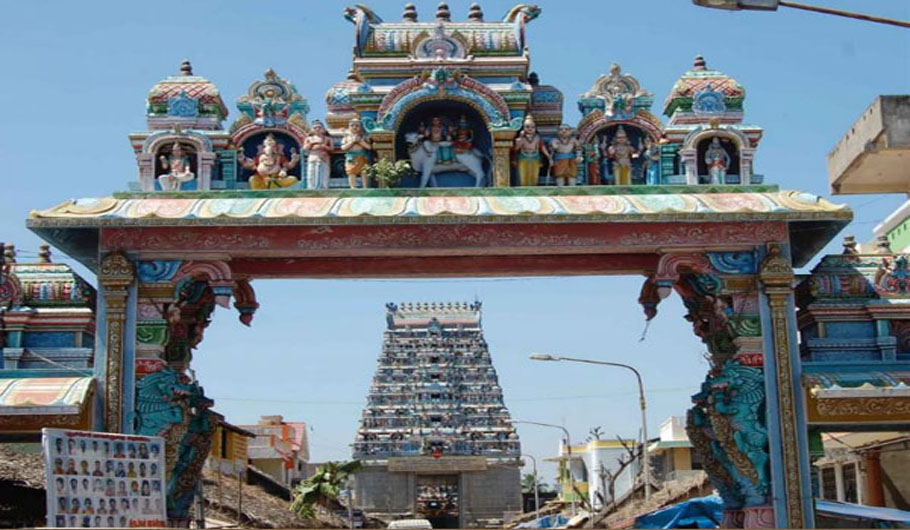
[
  {"x1": 592, "y1": 124, "x2": 654, "y2": 185},
  {"x1": 696, "y1": 135, "x2": 740, "y2": 182},
  {"x1": 393, "y1": 99, "x2": 493, "y2": 188},
  {"x1": 138, "y1": 132, "x2": 214, "y2": 191},
  {"x1": 235, "y1": 130, "x2": 302, "y2": 185},
  {"x1": 153, "y1": 141, "x2": 198, "y2": 191}
]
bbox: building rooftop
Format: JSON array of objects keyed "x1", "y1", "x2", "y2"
[{"x1": 828, "y1": 95, "x2": 910, "y2": 195}]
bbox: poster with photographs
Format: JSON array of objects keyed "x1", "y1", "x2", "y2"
[{"x1": 42, "y1": 428, "x2": 167, "y2": 528}]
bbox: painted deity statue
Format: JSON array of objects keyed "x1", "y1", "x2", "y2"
[
  {"x1": 583, "y1": 141, "x2": 601, "y2": 185},
  {"x1": 549, "y1": 125, "x2": 583, "y2": 187},
  {"x1": 642, "y1": 136, "x2": 662, "y2": 186},
  {"x1": 453, "y1": 116, "x2": 473, "y2": 155},
  {"x1": 705, "y1": 136, "x2": 731, "y2": 184},
  {"x1": 405, "y1": 115, "x2": 487, "y2": 187},
  {"x1": 238, "y1": 133, "x2": 300, "y2": 190},
  {"x1": 602, "y1": 126, "x2": 640, "y2": 186},
  {"x1": 157, "y1": 142, "x2": 195, "y2": 191},
  {"x1": 419, "y1": 117, "x2": 455, "y2": 165},
  {"x1": 513, "y1": 115, "x2": 551, "y2": 187},
  {"x1": 303, "y1": 120, "x2": 333, "y2": 189},
  {"x1": 342, "y1": 118, "x2": 372, "y2": 188}
]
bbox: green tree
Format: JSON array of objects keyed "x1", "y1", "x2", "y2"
[
  {"x1": 521, "y1": 473, "x2": 551, "y2": 494},
  {"x1": 290, "y1": 460, "x2": 363, "y2": 518}
]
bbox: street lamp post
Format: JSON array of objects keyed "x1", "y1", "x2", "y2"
[
  {"x1": 529, "y1": 354, "x2": 652, "y2": 500},
  {"x1": 511, "y1": 420, "x2": 576, "y2": 516},
  {"x1": 691, "y1": 0, "x2": 910, "y2": 29},
  {"x1": 521, "y1": 453, "x2": 540, "y2": 514}
]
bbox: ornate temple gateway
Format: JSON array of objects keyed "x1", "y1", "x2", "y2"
[
  {"x1": 354, "y1": 301, "x2": 520, "y2": 528},
  {"x1": 18, "y1": 3, "x2": 860, "y2": 528}
]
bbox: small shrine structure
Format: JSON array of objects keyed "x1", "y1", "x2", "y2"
[{"x1": 17, "y1": 3, "x2": 860, "y2": 528}]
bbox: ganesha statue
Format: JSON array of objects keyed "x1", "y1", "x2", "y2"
[{"x1": 238, "y1": 133, "x2": 300, "y2": 190}]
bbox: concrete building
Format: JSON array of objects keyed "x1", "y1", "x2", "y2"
[
  {"x1": 239, "y1": 415, "x2": 309, "y2": 487},
  {"x1": 827, "y1": 95, "x2": 910, "y2": 250},
  {"x1": 648, "y1": 416, "x2": 702, "y2": 484},
  {"x1": 352, "y1": 302, "x2": 522, "y2": 529},
  {"x1": 814, "y1": 432, "x2": 910, "y2": 509},
  {"x1": 550, "y1": 438, "x2": 640, "y2": 511}
]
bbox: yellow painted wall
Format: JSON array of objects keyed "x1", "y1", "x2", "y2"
[{"x1": 672, "y1": 448, "x2": 692, "y2": 471}]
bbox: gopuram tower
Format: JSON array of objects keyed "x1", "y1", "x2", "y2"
[{"x1": 352, "y1": 301, "x2": 521, "y2": 528}]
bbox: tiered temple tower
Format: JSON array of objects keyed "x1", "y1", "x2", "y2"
[{"x1": 353, "y1": 301, "x2": 521, "y2": 528}]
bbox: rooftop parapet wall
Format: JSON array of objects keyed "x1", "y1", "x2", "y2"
[{"x1": 828, "y1": 95, "x2": 910, "y2": 195}]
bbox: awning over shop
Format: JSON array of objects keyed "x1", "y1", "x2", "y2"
[
  {"x1": 817, "y1": 499, "x2": 910, "y2": 525},
  {"x1": 804, "y1": 371, "x2": 910, "y2": 399},
  {"x1": 0, "y1": 376, "x2": 94, "y2": 433}
]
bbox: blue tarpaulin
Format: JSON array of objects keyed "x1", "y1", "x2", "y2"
[
  {"x1": 633, "y1": 495, "x2": 910, "y2": 529},
  {"x1": 634, "y1": 495, "x2": 723, "y2": 529}
]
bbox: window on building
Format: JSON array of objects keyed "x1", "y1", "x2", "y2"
[
  {"x1": 821, "y1": 467, "x2": 837, "y2": 500},
  {"x1": 843, "y1": 464, "x2": 858, "y2": 503}
]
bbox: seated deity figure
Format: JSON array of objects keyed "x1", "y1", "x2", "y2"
[
  {"x1": 601, "y1": 126, "x2": 640, "y2": 186},
  {"x1": 238, "y1": 133, "x2": 300, "y2": 190},
  {"x1": 513, "y1": 115, "x2": 551, "y2": 187},
  {"x1": 342, "y1": 118, "x2": 372, "y2": 188},
  {"x1": 642, "y1": 136, "x2": 662, "y2": 186},
  {"x1": 303, "y1": 120, "x2": 333, "y2": 189},
  {"x1": 704, "y1": 136, "x2": 731, "y2": 184},
  {"x1": 157, "y1": 142, "x2": 195, "y2": 191},
  {"x1": 549, "y1": 124, "x2": 583, "y2": 186}
]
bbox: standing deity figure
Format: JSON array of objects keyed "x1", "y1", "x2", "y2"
[
  {"x1": 583, "y1": 141, "x2": 601, "y2": 185},
  {"x1": 705, "y1": 136, "x2": 731, "y2": 184},
  {"x1": 238, "y1": 133, "x2": 300, "y2": 190},
  {"x1": 342, "y1": 118, "x2": 372, "y2": 188},
  {"x1": 602, "y1": 126, "x2": 640, "y2": 186},
  {"x1": 157, "y1": 142, "x2": 195, "y2": 191},
  {"x1": 303, "y1": 120, "x2": 333, "y2": 189},
  {"x1": 513, "y1": 115, "x2": 551, "y2": 187},
  {"x1": 642, "y1": 136, "x2": 662, "y2": 186},
  {"x1": 549, "y1": 125, "x2": 583, "y2": 186}
]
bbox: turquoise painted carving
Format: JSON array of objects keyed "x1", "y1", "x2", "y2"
[
  {"x1": 135, "y1": 368, "x2": 215, "y2": 524},
  {"x1": 167, "y1": 90, "x2": 199, "y2": 118},
  {"x1": 137, "y1": 260, "x2": 182, "y2": 283},
  {"x1": 707, "y1": 251, "x2": 757, "y2": 275},
  {"x1": 693, "y1": 84, "x2": 726, "y2": 115},
  {"x1": 691, "y1": 360, "x2": 770, "y2": 508}
]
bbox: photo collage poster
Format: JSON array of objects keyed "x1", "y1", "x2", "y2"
[{"x1": 42, "y1": 428, "x2": 167, "y2": 528}]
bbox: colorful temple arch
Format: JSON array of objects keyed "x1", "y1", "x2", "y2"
[{"x1": 16, "y1": 4, "x2": 868, "y2": 528}]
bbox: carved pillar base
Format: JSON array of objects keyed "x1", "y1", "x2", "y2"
[
  {"x1": 743, "y1": 505, "x2": 775, "y2": 529},
  {"x1": 723, "y1": 509, "x2": 745, "y2": 529}
]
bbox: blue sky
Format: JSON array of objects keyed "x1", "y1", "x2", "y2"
[{"x1": 1, "y1": 1, "x2": 907, "y2": 483}]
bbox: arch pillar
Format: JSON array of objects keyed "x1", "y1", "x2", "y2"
[
  {"x1": 758, "y1": 243, "x2": 814, "y2": 528},
  {"x1": 643, "y1": 248, "x2": 797, "y2": 528},
  {"x1": 97, "y1": 251, "x2": 137, "y2": 433}
]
